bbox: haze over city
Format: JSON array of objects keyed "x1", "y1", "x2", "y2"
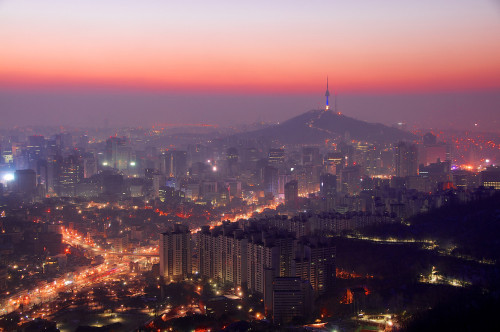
[
  {"x1": 1, "y1": 1, "x2": 500, "y2": 332},
  {"x1": 1, "y1": 0, "x2": 499, "y2": 130}
]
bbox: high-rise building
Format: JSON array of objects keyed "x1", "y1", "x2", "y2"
[
  {"x1": 320, "y1": 173, "x2": 337, "y2": 198},
  {"x1": 197, "y1": 224, "x2": 297, "y2": 295},
  {"x1": 394, "y1": 142, "x2": 418, "y2": 177},
  {"x1": 226, "y1": 147, "x2": 239, "y2": 176},
  {"x1": 105, "y1": 137, "x2": 130, "y2": 171},
  {"x1": 268, "y1": 148, "x2": 285, "y2": 166},
  {"x1": 324, "y1": 152, "x2": 344, "y2": 175},
  {"x1": 271, "y1": 277, "x2": 313, "y2": 324},
  {"x1": 83, "y1": 155, "x2": 98, "y2": 178},
  {"x1": 15, "y1": 169, "x2": 37, "y2": 199},
  {"x1": 264, "y1": 166, "x2": 279, "y2": 196},
  {"x1": 284, "y1": 180, "x2": 299, "y2": 209},
  {"x1": 58, "y1": 155, "x2": 82, "y2": 197},
  {"x1": 27, "y1": 135, "x2": 45, "y2": 168},
  {"x1": 294, "y1": 237, "x2": 336, "y2": 294},
  {"x1": 161, "y1": 150, "x2": 187, "y2": 178},
  {"x1": 302, "y1": 147, "x2": 320, "y2": 166},
  {"x1": 198, "y1": 224, "x2": 248, "y2": 288},
  {"x1": 160, "y1": 224, "x2": 192, "y2": 281},
  {"x1": 340, "y1": 165, "x2": 362, "y2": 195}
]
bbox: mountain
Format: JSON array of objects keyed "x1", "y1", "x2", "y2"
[{"x1": 234, "y1": 109, "x2": 415, "y2": 144}]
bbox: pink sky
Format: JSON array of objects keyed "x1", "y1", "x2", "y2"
[
  {"x1": 1, "y1": 1, "x2": 499, "y2": 130},
  {"x1": 1, "y1": 0, "x2": 500, "y2": 93}
]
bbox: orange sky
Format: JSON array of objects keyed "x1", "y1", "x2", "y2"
[{"x1": 1, "y1": 0, "x2": 500, "y2": 93}]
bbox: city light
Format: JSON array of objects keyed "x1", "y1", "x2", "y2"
[
  {"x1": 2, "y1": 173, "x2": 14, "y2": 182},
  {"x1": 0, "y1": 10, "x2": 498, "y2": 327}
]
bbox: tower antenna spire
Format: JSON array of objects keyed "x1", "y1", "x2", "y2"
[{"x1": 325, "y1": 76, "x2": 330, "y2": 111}]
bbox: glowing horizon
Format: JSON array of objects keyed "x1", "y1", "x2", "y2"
[{"x1": 1, "y1": 0, "x2": 500, "y2": 94}]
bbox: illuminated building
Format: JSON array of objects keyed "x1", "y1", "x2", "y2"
[
  {"x1": 340, "y1": 165, "x2": 362, "y2": 195},
  {"x1": 58, "y1": 155, "x2": 82, "y2": 197},
  {"x1": 268, "y1": 148, "x2": 285, "y2": 166},
  {"x1": 184, "y1": 182, "x2": 201, "y2": 200},
  {"x1": 452, "y1": 170, "x2": 479, "y2": 190},
  {"x1": 294, "y1": 237, "x2": 336, "y2": 295},
  {"x1": 324, "y1": 152, "x2": 344, "y2": 175},
  {"x1": 320, "y1": 173, "x2": 337, "y2": 198},
  {"x1": 394, "y1": 142, "x2": 418, "y2": 177},
  {"x1": 151, "y1": 172, "x2": 164, "y2": 199},
  {"x1": 160, "y1": 224, "x2": 192, "y2": 281},
  {"x1": 197, "y1": 224, "x2": 297, "y2": 295},
  {"x1": 264, "y1": 166, "x2": 279, "y2": 196},
  {"x1": 105, "y1": 136, "x2": 130, "y2": 171},
  {"x1": 278, "y1": 172, "x2": 293, "y2": 198},
  {"x1": 225, "y1": 180, "x2": 242, "y2": 199},
  {"x1": 108, "y1": 236, "x2": 129, "y2": 253},
  {"x1": 83, "y1": 154, "x2": 97, "y2": 178},
  {"x1": 198, "y1": 224, "x2": 248, "y2": 287},
  {"x1": 417, "y1": 160, "x2": 451, "y2": 192},
  {"x1": 246, "y1": 238, "x2": 277, "y2": 294},
  {"x1": 480, "y1": 166, "x2": 500, "y2": 189},
  {"x1": 27, "y1": 135, "x2": 45, "y2": 168},
  {"x1": 161, "y1": 150, "x2": 187, "y2": 178}
]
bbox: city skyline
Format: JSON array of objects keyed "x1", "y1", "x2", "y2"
[{"x1": 2, "y1": 2, "x2": 500, "y2": 331}]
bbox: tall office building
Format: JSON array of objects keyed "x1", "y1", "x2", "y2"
[
  {"x1": 284, "y1": 180, "x2": 299, "y2": 209},
  {"x1": 320, "y1": 173, "x2": 337, "y2": 198},
  {"x1": 268, "y1": 148, "x2": 285, "y2": 166},
  {"x1": 161, "y1": 150, "x2": 188, "y2": 178},
  {"x1": 27, "y1": 135, "x2": 45, "y2": 168},
  {"x1": 302, "y1": 147, "x2": 320, "y2": 166},
  {"x1": 15, "y1": 169, "x2": 37, "y2": 199},
  {"x1": 160, "y1": 224, "x2": 192, "y2": 281},
  {"x1": 394, "y1": 142, "x2": 418, "y2": 177},
  {"x1": 324, "y1": 152, "x2": 344, "y2": 175},
  {"x1": 83, "y1": 154, "x2": 98, "y2": 178},
  {"x1": 226, "y1": 147, "x2": 239, "y2": 177},
  {"x1": 340, "y1": 165, "x2": 362, "y2": 195},
  {"x1": 264, "y1": 166, "x2": 279, "y2": 196},
  {"x1": 58, "y1": 155, "x2": 82, "y2": 197},
  {"x1": 105, "y1": 137, "x2": 130, "y2": 171}
]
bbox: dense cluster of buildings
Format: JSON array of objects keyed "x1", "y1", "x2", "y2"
[
  {"x1": 0, "y1": 124, "x2": 499, "y2": 326},
  {"x1": 1, "y1": 129, "x2": 499, "y2": 211},
  {"x1": 160, "y1": 220, "x2": 335, "y2": 323}
]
